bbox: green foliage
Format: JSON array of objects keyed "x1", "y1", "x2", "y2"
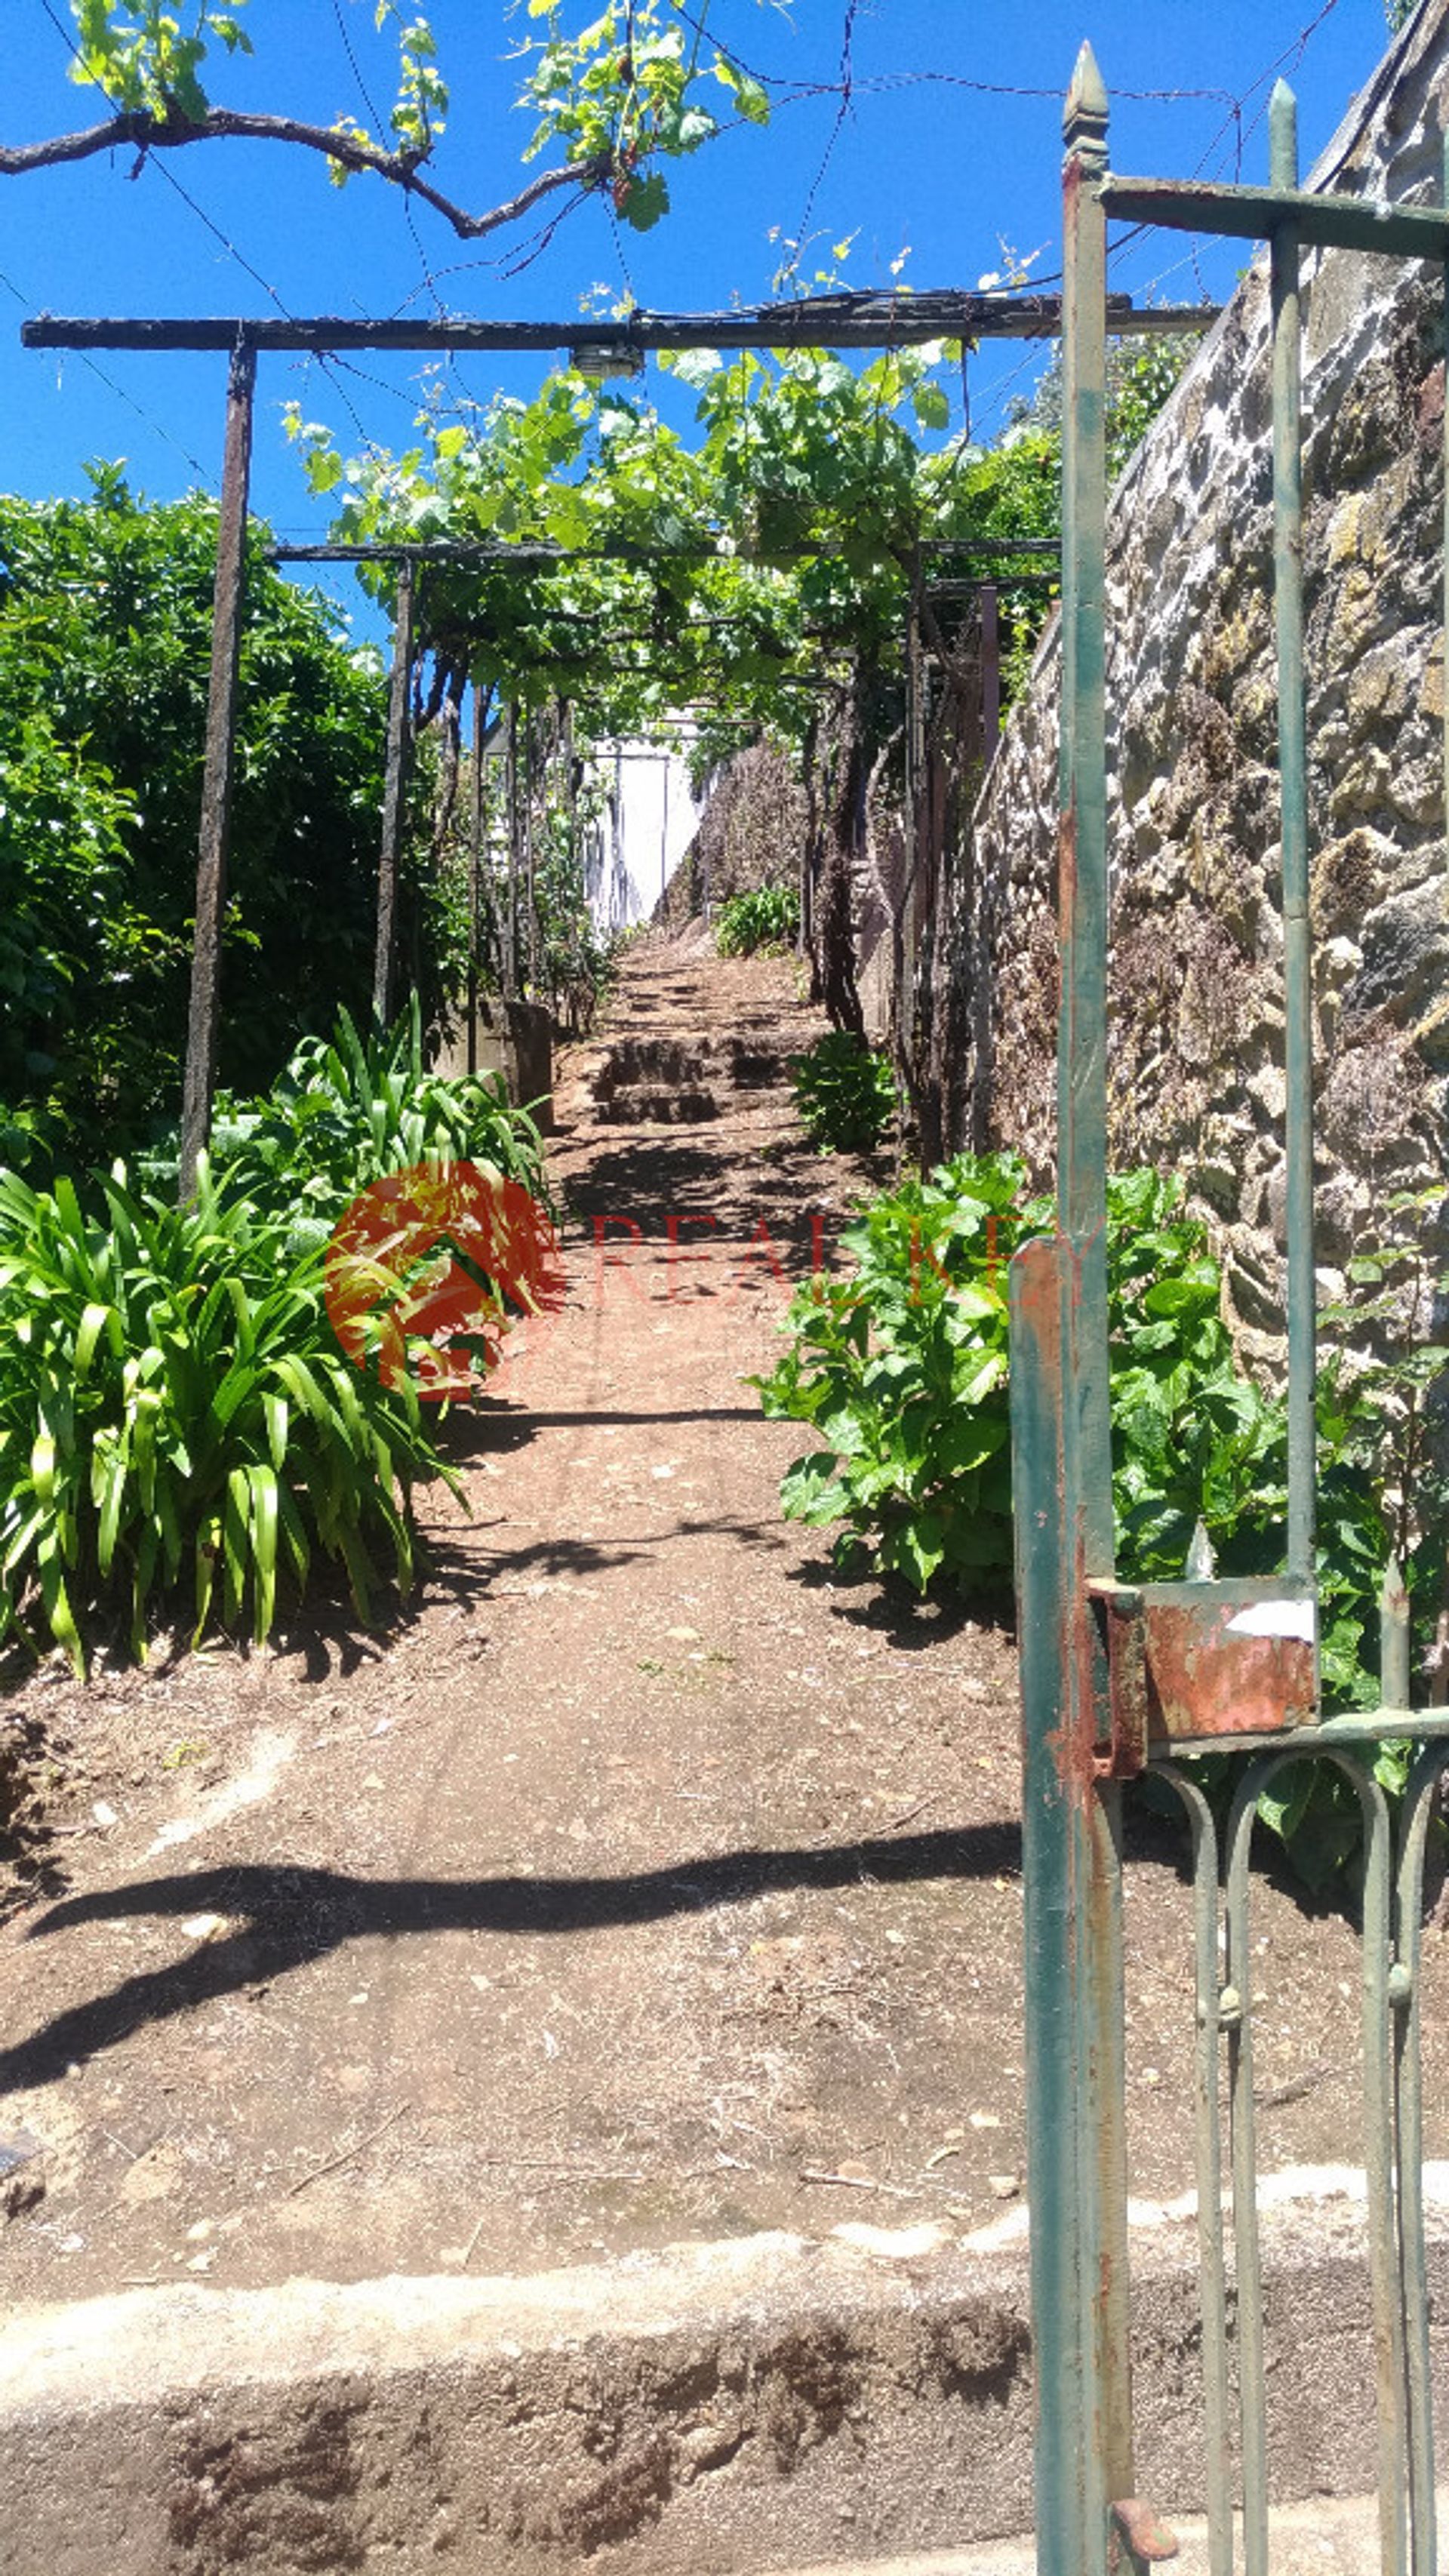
[
  {"x1": 527, "y1": 774, "x2": 622, "y2": 1030},
  {"x1": 0, "y1": 1002, "x2": 555, "y2": 1673},
  {"x1": 518, "y1": 0, "x2": 761, "y2": 229},
  {"x1": 1104, "y1": 338, "x2": 1195, "y2": 481},
  {"x1": 756, "y1": 1155, "x2": 1449, "y2": 1628},
  {"x1": 0, "y1": 709, "x2": 162, "y2": 1116},
  {"x1": 64, "y1": 0, "x2": 780, "y2": 213},
  {"x1": 755, "y1": 1153, "x2": 1449, "y2": 1891},
  {"x1": 143, "y1": 1000, "x2": 550, "y2": 1253},
  {"x1": 69, "y1": 0, "x2": 251, "y2": 118},
  {"x1": 757, "y1": 1156, "x2": 1274, "y2": 1592},
  {"x1": 286, "y1": 328, "x2": 1066, "y2": 776},
  {"x1": 0, "y1": 474, "x2": 410, "y2": 1154},
  {"x1": 758, "y1": 1153, "x2": 1033, "y2": 1591},
  {"x1": 66, "y1": 0, "x2": 444, "y2": 173},
  {"x1": 714, "y1": 884, "x2": 799, "y2": 957},
  {"x1": 789, "y1": 1033, "x2": 897, "y2": 1156},
  {"x1": 0, "y1": 1158, "x2": 453, "y2": 1676}
]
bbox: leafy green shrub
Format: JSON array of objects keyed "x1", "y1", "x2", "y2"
[
  {"x1": 143, "y1": 999, "x2": 549, "y2": 1254},
  {"x1": 714, "y1": 885, "x2": 800, "y2": 958},
  {"x1": 755, "y1": 1152, "x2": 1428, "y2": 1614},
  {"x1": 0, "y1": 1160, "x2": 455, "y2": 1675},
  {"x1": 755, "y1": 1156, "x2": 1281, "y2": 1593},
  {"x1": 0, "y1": 474, "x2": 405, "y2": 1153},
  {"x1": 754, "y1": 1152, "x2": 1449, "y2": 1888},
  {"x1": 789, "y1": 1032, "x2": 897, "y2": 1155}
]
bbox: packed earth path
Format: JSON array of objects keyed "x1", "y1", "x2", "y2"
[{"x1": 2, "y1": 930, "x2": 1447, "y2": 2304}]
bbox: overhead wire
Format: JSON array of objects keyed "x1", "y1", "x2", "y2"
[
  {"x1": 782, "y1": 0, "x2": 857, "y2": 288},
  {"x1": 0, "y1": 257, "x2": 217, "y2": 488},
  {"x1": 30, "y1": 0, "x2": 405, "y2": 472},
  {"x1": 19, "y1": 0, "x2": 1362, "y2": 492}
]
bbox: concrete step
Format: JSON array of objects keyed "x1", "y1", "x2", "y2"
[
  {"x1": 774, "y1": 2495, "x2": 1438, "y2": 2576},
  {"x1": 3, "y1": 2190, "x2": 1446, "y2": 2574}
]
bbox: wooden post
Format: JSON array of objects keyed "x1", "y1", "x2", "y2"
[
  {"x1": 522, "y1": 711, "x2": 539, "y2": 990},
  {"x1": 896, "y1": 592, "x2": 927, "y2": 1055},
  {"x1": 466, "y1": 682, "x2": 487, "y2": 1076},
  {"x1": 561, "y1": 699, "x2": 578, "y2": 1021},
  {"x1": 372, "y1": 558, "x2": 415, "y2": 1027},
  {"x1": 504, "y1": 703, "x2": 521, "y2": 1000},
  {"x1": 178, "y1": 335, "x2": 256, "y2": 1200},
  {"x1": 980, "y1": 580, "x2": 1001, "y2": 751}
]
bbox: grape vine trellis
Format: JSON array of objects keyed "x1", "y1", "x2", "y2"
[{"x1": 19, "y1": 285, "x2": 1212, "y2": 1193}]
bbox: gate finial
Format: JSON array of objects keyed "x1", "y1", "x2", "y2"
[
  {"x1": 1270, "y1": 77, "x2": 1300, "y2": 187},
  {"x1": 1065, "y1": 41, "x2": 1109, "y2": 172},
  {"x1": 1184, "y1": 1519, "x2": 1217, "y2": 1584}
]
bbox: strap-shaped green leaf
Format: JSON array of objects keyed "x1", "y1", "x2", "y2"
[
  {"x1": 247, "y1": 1462, "x2": 279, "y2": 1643},
  {"x1": 262, "y1": 1391, "x2": 289, "y2": 1471},
  {"x1": 36, "y1": 1531, "x2": 83, "y2": 1677},
  {"x1": 75, "y1": 1300, "x2": 118, "y2": 1379},
  {"x1": 222, "y1": 1465, "x2": 251, "y2": 1625}
]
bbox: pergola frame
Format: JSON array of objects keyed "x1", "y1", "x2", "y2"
[{"x1": 21, "y1": 288, "x2": 1216, "y2": 1191}]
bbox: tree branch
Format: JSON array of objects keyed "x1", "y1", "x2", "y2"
[{"x1": 0, "y1": 107, "x2": 611, "y2": 243}]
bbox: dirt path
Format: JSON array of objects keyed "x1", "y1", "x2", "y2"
[{"x1": 2, "y1": 933, "x2": 1447, "y2": 2304}]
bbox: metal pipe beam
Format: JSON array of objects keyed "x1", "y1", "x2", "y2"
[
  {"x1": 1101, "y1": 171, "x2": 1449, "y2": 261},
  {"x1": 265, "y1": 539, "x2": 1062, "y2": 565},
  {"x1": 20, "y1": 294, "x2": 1217, "y2": 356}
]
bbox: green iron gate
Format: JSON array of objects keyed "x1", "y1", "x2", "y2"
[{"x1": 1009, "y1": 47, "x2": 1449, "y2": 2576}]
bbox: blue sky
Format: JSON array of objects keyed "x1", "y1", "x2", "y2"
[{"x1": 0, "y1": 0, "x2": 1400, "y2": 624}]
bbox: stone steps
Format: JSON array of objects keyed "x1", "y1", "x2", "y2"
[{"x1": 589, "y1": 1032, "x2": 792, "y2": 1127}]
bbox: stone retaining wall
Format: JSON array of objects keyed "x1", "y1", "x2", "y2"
[{"x1": 969, "y1": 2, "x2": 1449, "y2": 1356}]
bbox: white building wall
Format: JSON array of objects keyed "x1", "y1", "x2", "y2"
[{"x1": 584, "y1": 735, "x2": 705, "y2": 931}]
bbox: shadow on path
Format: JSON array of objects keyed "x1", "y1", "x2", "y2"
[{"x1": 2, "y1": 1824, "x2": 1020, "y2": 2096}]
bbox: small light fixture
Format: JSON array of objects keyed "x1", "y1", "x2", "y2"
[{"x1": 568, "y1": 338, "x2": 644, "y2": 381}]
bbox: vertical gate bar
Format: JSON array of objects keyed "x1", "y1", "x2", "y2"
[
  {"x1": 1393, "y1": 1743, "x2": 1446, "y2": 2575},
  {"x1": 1230, "y1": 1755, "x2": 1411, "y2": 2575},
  {"x1": 1090, "y1": 1774, "x2": 1135, "y2": 2527},
  {"x1": 1269, "y1": 81, "x2": 1318, "y2": 1587},
  {"x1": 1060, "y1": 41, "x2": 1114, "y2": 1567},
  {"x1": 1353, "y1": 1765, "x2": 1411, "y2": 2576},
  {"x1": 1011, "y1": 1236, "x2": 1112, "y2": 2576},
  {"x1": 1383, "y1": 1559, "x2": 1413, "y2": 1713},
  {"x1": 1152, "y1": 1768, "x2": 1233, "y2": 2576},
  {"x1": 1224, "y1": 1756, "x2": 1280, "y2": 2576},
  {"x1": 179, "y1": 334, "x2": 257, "y2": 1201},
  {"x1": 372, "y1": 556, "x2": 415, "y2": 1028},
  {"x1": 1060, "y1": 54, "x2": 1135, "y2": 2546}
]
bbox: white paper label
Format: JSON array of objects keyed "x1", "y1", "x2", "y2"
[{"x1": 1226, "y1": 1600, "x2": 1316, "y2": 1645}]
